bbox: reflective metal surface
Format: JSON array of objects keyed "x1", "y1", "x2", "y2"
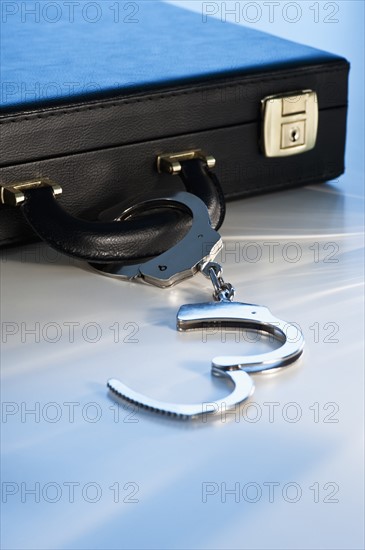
[
  {"x1": 108, "y1": 264, "x2": 304, "y2": 418},
  {"x1": 0, "y1": 178, "x2": 62, "y2": 206},
  {"x1": 261, "y1": 90, "x2": 318, "y2": 157},
  {"x1": 177, "y1": 301, "x2": 304, "y2": 373},
  {"x1": 107, "y1": 369, "x2": 254, "y2": 419},
  {"x1": 201, "y1": 261, "x2": 236, "y2": 301},
  {"x1": 156, "y1": 149, "x2": 216, "y2": 174},
  {"x1": 91, "y1": 192, "x2": 222, "y2": 287}
]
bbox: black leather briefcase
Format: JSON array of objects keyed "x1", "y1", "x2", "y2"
[{"x1": 0, "y1": 1, "x2": 349, "y2": 256}]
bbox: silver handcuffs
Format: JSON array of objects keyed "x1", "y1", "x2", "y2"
[{"x1": 92, "y1": 192, "x2": 304, "y2": 419}]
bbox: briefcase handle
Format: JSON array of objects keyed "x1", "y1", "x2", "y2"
[{"x1": 1, "y1": 152, "x2": 225, "y2": 263}]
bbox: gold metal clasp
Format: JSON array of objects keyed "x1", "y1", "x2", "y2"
[
  {"x1": 261, "y1": 90, "x2": 318, "y2": 157},
  {"x1": 157, "y1": 149, "x2": 216, "y2": 175},
  {"x1": 0, "y1": 178, "x2": 62, "y2": 206}
]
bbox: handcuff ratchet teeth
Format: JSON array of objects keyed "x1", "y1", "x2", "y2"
[{"x1": 99, "y1": 191, "x2": 304, "y2": 420}]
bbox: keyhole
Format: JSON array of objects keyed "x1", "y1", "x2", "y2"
[
  {"x1": 158, "y1": 265, "x2": 167, "y2": 272},
  {"x1": 290, "y1": 127, "x2": 300, "y2": 142}
]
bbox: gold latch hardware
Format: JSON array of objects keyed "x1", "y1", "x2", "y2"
[
  {"x1": 261, "y1": 90, "x2": 318, "y2": 157},
  {"x1": 157, "y1": 149, "x2": 216, "y2": 175},
  {"x1": 0, "y1": 178, "x2": 62, "y2": 206}
]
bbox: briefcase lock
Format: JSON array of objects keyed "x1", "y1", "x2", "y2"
[{"x1": 261, "y1": 90, "x2": 318, "y2": 157}]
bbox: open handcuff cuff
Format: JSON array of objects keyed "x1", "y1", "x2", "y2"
[
  {"x1": 92, "y1": 153, "x2": 305, "y2": 419},
  {"x1": 0, "y1": 150, "x2": 304, "y2": 420}
]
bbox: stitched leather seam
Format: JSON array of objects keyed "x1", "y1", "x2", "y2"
[
  {"x1": 0, "y1": 171, "x2": 342, "y2": 247},
  {"x1": 0, "y1": 168, "x2": 341, "y2": 218},
  {"x1": 0, "y1": 65, "x2": 347, "y2": 126},
  {"x1": 0, "y1": 168, "x2": 343, "y2": 247}
]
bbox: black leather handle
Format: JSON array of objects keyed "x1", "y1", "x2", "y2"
[{"x1": 20, "y1": 159, "x2": 225, "y2": 263}]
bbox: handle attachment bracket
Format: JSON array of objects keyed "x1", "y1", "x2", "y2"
[{"x1": 1, "y1": 178, "x2": 62, "y2": 207}]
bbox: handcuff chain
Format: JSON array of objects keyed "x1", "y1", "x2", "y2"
[{"x1": 201, "y1": 261, "x2": 236, "y2": 302}]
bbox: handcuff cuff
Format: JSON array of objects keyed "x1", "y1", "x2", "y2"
[
  {"x1": 92, "y1": 159, "x2": 304, "y2": 420},
  {"x1": 0, "y1": 151, "x2": 304, "y2": 419}
]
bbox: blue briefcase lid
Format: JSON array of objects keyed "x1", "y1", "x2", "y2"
[{"x1": 0, "y1": 1, "x2": 343, "y2": 110}]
